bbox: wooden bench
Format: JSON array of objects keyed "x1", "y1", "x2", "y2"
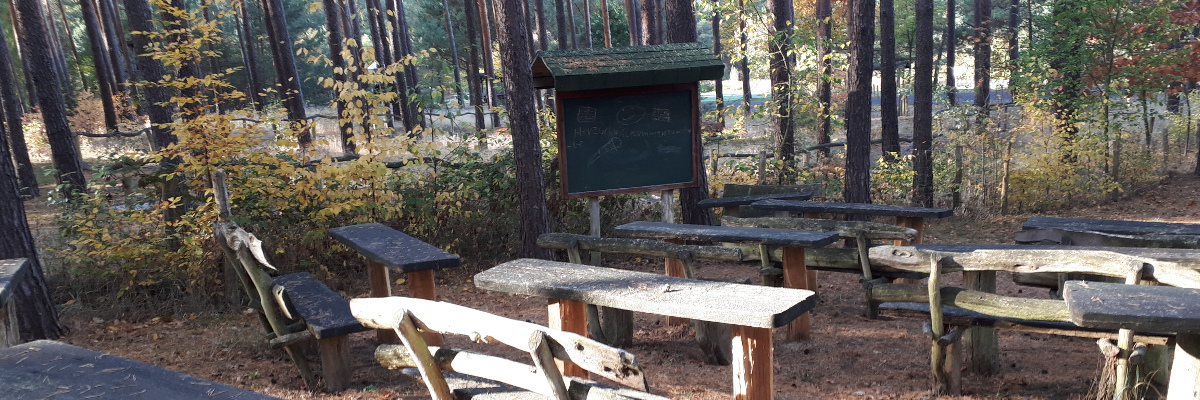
[
  {"x1": 0, "y1": 258, "x2": 29, "y2": 348},
  {"x1": 708, "y1": 183, "x2": 823, "y2": 218},
  {"x1": 350, "y1": 296, "x2": 667, "y2": 400},
  {"x1": 751, "y1": 199, "x2": 953, "y2": 245},
  {"x1": 328, "y1": 222, "x2": 460, "y2": 344},
  {"x1": 0, "y1": 340, "x2": 282, "y2": 399},
  {"x1": 474, "y1": 258, "x2": 818, "y2": 400},
  {"x1": 1065, "y1": 281, "x2": 1200, "y2": 400}
]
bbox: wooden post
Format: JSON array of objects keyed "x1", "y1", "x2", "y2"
[
  {"x1": 894, "y1": 216, "x2": 925, "y2": 285},
  {"x1": 962, "y1": 271, "x2": 999, "y2": 375},
  {"x1": 547, "y1": 299, "x2": 588, "y2": 377},
  {"x1": 732, "y1": 325, "x2": 773, "y2": 400},
  {"x1": 665, "y1": 238, "x2": 688, "y2": 326},
  {"x1": 1167, "y1": 333, "x2": 1200, "y2": 400},
  {"x1": 0, "y1": 300, "x2": 17, "y2": 348},
  {"x1": 407, "y1": 269, "x2": 442, "y2": 346},
  {"x1": 318, "y1": 337, "x2": 351, "y2": 392},
  {"x1": 589, "y1": 197, "x2": 602, "y2": 266},
  {"x1": 367, "y1": 261, "x2": 399, "y2": 344},
  {"x1": 661, "y1": 189, "x2": 674, "y2": 223},
  {"x1": 781, "y1": 246, "x2": 810, "y2": 341}
]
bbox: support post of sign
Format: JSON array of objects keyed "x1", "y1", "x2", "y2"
[
  {"x1": 661, "y1": 190, "x2": 675, "y2": 223},
  {"x1": 589, "y1": 197, "x2": 602, "y2": 266}
]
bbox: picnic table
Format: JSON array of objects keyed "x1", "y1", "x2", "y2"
[
  {"x1": 0, "y1": 340, "x2": 281, "y2": 399},
  {"x1": 613, "y1": 221, "x2": 838, "y2": 340},
  {"x1": 1022, "y1": 216, "x2": 1200, "y2": 248}
]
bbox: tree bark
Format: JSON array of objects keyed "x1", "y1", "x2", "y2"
[
  {"x1": 388, "y1": 0, "x2": 418, "y2": 133},
  {"x1": 844, "y1": 0, "x2": 874, "y2": 207},
  {"x1": 236, "y1": 0, "x2": 264, "y2": 111},
  {"x1": 96, "y1": 0, "x2": 127, "y2": 99},
  {"x1": 712, "y1": 12, "x2": 724, "y2": 129},
  {"x1": 944, "y1": 0, "x2": 956, "y2": 106},
  {"x1": 554, "y1": 0, "x2": 568, "y2": 48},
  {"x1": 973, "y1": 0, "x2": 991, "y2": 132},
  {"x1": 738, "y1": 0, "x2": 749, "y2": 119},
  {"x1": 464, "y1": 0, "x2": 485, "y2": 135},
  {"x1": 8, "y1": 0, "x2": 37, "y2": 108},
  {"x1": 624, "y1": 0, "x2": 639, "y2": 45},
  {"x1": 913, "y1": 0, "x2": 934, "y2": 207},
  {"x1": 323, "y1": 0, "x2": 354, "y2": 154},
  {"x1": 477, "y1": 0, "x2": 499, "y2": 127},
  {"x1": 582, "y1": 0, "x2": 592, "y2": 48},
  {"x1": 0, "y1": 25, "x2": 35, "y2": 197},
  {"x1": 494, "y1": 0, "x2": 552, "y2": 259},
  {"x1": 533, "y1": 0, "x2": 546, "y2": 50},
  {"x1": 261, "y1": 0, "x2": 311, "y2": 147},
  {"x1": 1007, "y1": 0, "x2": 1018, "y2": 91},
  {"x1": 639, "y1": 0, "x2": 658, "y2": 45},
  {"x1": 565, "y1": 0, "x2": 577, "y2": 48},
  {"x1": 880, "y1": 0, "x2": 900, "y2": 159},
  {"x1": 440, "y1": 0, "x2": 465, "y2": 105},
  {"x1": 601, "y1": 0, "x2": 610, "y2": 47},
  {"x1": 79, "y1": 0, "x2": 118, "y2": 130},
  {"x1": 662, "y1": 0, "x2": 711, "y2": 225},
  {"x1": 816, "y1": 0, "x2": 832, "y2": 156},
  {"x1": 1049, "y1": 0, "x2": 1081, "y2": 162},
  {"x1": 16, "y1": 0, "x2": 84, "y2": 195},
  {"x1": 768, "y1": 0, "x2": 794, "y2": 181}
]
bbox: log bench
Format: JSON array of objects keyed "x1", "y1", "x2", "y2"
[
  {"x1": 351, "y1": 296, "x2": 667, "y2": 400},
  {"x1": 0, "y1": 258, "x2": 29, "y2": 348},
  {"x1": 0, "y1": 340, "x2": 283, "y2": 399},
  {"x1": 328, "y1": 222, "x2": 460, "y2": 344},
  {"x1": 474, "y1": 258, "x2": 819, "y2": 400},
  {"x1": 1064, "y1": 281, "x2": 1200, "y2": 400}
]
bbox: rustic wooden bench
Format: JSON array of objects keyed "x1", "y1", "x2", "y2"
[
  {"x1": 0, "y1": 340, "x2": 283, "y2": 399},
  {"x1": 474, "y1": 258, "x2": 819, "y2": 400},
  {"x1": 751, "y1": 199, "x2": 953, "y2": 245},
  {"x1": 707, "y1": 183, "x2": 823, "y2": 218},
  {"x1": 328, "y1": 222, "x2": 460, "y2": 344},
  {"x1": 350, "y1": 296, "x2": 667, "y2": 400},
  {"x1": 614, "y1": 221, "x2": 837, "y2": 341},
  {"x1": 0, "y1": 258, "x2": 29, "y2": 348},
  {"x1": 1064, "y1": 281, "x2": 1200, "y2": 400}
]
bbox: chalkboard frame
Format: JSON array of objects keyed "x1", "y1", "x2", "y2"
[{"x1": 555, "y1": 83, "x2": 701, "y2": 199}]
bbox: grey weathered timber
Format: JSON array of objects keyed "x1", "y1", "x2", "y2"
[
  {"x1": 877, "y1": 302, "x2": 1169, "y2": 344},
  {"x1": 915, "y1": 244, "x2": 1200, "y2": 268},
  {"x1": 697, "y1": 191, "x2": 812, "y2": 208},
  {"x1": 474, "y1": 259, "x2": 818, "y2": 329},
  {"x1": 1064, "y1": 281, "x2": 1200, "y2": 334},
  {"x1": 538, "y1": 233, "x2": 745, "y2": 261},
  {"x1": 328, "y1": 223, "x2": 460, "y2": 272},
  {"x1": 0, "y1": 258, "x2": 29, "y2": 304},
  {"x1": 614, "y1": 221, "x2": 839, "y2": 248},
  {"x1": 722, "y1": 216, "x2": 917, "y2": 241},
  {"x1": 719, "y1": 184, "x2": 824, "y2": 218},
  {"x1": 0, "y1": 340, "x2": 282, "y2": 399},
  {"x1": 1018, "y1": 227, "x2": 1200, "y2": 249},
  {"x1": 1024, "y1": 216, "x2": 1200, "y2": 237},
  {"x1": 751, "y1": 199, "x2": 954, "y2": 218},
  {"x1": 274, "y1": 272, "x2": 368, "y2": 339},
  {"x1": 869, "y1": 283, "x2": 1071, "y2": 321}
]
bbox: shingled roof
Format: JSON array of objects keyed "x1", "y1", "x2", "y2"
[{"x1": 532, "y1": 43, "x2": 725, "y2": 92}]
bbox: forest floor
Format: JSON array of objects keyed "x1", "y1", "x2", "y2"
[{"x1": 33, "y1": 168, "x2": 1200, "y2": 399}]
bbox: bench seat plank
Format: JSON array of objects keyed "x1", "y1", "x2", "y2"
[
  {"x1": 614, "y1": 221, "x2": 839, "y2": 248},
  {"x1": 474, "y1": 259, "x2": 818, "y2": 329},
  {"x1": 0, "y1": 258, "x2": 29, "y2": 305},
  {"x1": 751, "y1": 199, "x2": 954, "y2": 218},
  {"x1": 1024, "y1": 216, "x2": 1200, "y2": 237},
  {"x1": 696, "y1": 192, "x2": 812, "y2": 208},
  {"x1": 0, "y1": 340, "x2": 282, "y2": 399},
  {"x1": 274, "y1": 272, "x2": 368, "y2": 339},
  {"x1": 877, "y1": 302, "x2": 1169, "y2": 344},
  {"x1": 1063, "y1": 281, "x2": 1200, "y2": 334},
  {"x1": 328, "y1": 223, "x2": 460, "y2": 273}
]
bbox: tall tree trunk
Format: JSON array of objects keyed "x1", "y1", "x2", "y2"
[
  {"x1": 7, "y1": 0, "x2": 38, "y2": 108},
  {"x1": 440, "y1": 0, "x2": 464, "y2": 106},
  {"x1": 42, "y1": 0, "x2": 70, "y2": 91},
  {"x1": 973, "y1": 0, "x2": 990, "y2": 133},
  {"x1": 1049, "y1": 0, "x2": 1080, "y2": 162},
  {"x1": 738, "y1": 0, "x2": 749, "y2": 119},
  {"x1": 261, "y1": 0, "x2": 311, "y2": 147},
  {"x1": 816, "y1": 0, "x2": 832, "y2": 156},
  {"x1": 0, "y1": 27, "x2": 36, "y2": 197},
  {"x1": 97, "y1": 0, "x2": 127, "y2": 99},
  {"x1": 477, "y1": 0, "x2": 499, "y2": 127},
  {"x1": 200, "y1": 0, "x2": 221, "y2": 113},
  {"x1": 0, "y1": 105, "x2": 62, "y2": 341},
  {"x1": 493, "y1": 0, "x2": 551, "y2": 259},
  {"x1": 663, "y1": 0, "x2": 711, "y2": 225},
  {"x1": 768, "y1": 0, "x2": 794, "y2": 180},
  {"x1": 79, "y1": 0, "x2": 118, "y2": 130},
  {"x1": 712, "y1": 12, "x2": 724, "y2": 130},
  {"x1": 554, "y1": 0, "x2": 568, "y2": 48},
  {"x1": 583, "y1": 0, "x2": 592, "y2": 48},
  {"x1": 16, "y1": 0, "x2": 84, "y2": 195},
  {"x1": 533, "y1": 0, "x2": 547, "y2": 50},
  {"x1": 236, "y1": 0, "x2": 264, "y2": 111},
  {"x1": 54, "y1": 0, "x2": 87, "y2": 88},
  {"x1": 944, "y1": 0, "x2": 956, "y2": 106},
  {"x1": 464, "y1": 0, "x2": 485, "y2": 135},
  {"x1": 323, "y1": 0, "x2": 353, "y2": 154},
  {"x1": 844, "y1": 0, "x2": 874, "y2": 206},
  {"x1": 364, "y1": 0, "x2": 396, "y2": 128},
  {"x1": 639, "y1": 0, "x2": 658, "y2": 45},
  {"x1": 162, "y1": 0, "x2": 203, "y2": 118},
  {"x1": 601, "y1": 0, "x2": 610, "y2": 47},
  {"x1": 880, "y1": 0, "x2": 900, "y2": 159},
  {"x1": 913, "y1": 0, "x2": 934, "y2": 207},
  {"x1": 624, "y1": 0, "x2": 639, "y2": 45},
  {"x1": 565, "y1": 0, "x2": 577, "y2": 48},
  {"x1": 1007, "y1": 0, "x2": 1018, "y2": 91},
  {"x1": 388, "y1": 0, "x2": 415, "y2": 132}
]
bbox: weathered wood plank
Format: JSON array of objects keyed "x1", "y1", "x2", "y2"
[
  {"x1": 474, "y1": 259, "x2": 818, "y2": 329},
  {"x1": 1168, "y1": 334, "x2": 1200, "y2": 400},
  {"x1": 614, "y1": 221, "x2": 839, "y2": 247},
  {"x1": 538, "y1": 233, "x2": 746, "y2": 261},
  {"x1": 750, "y1": 199, "x2": 954, "y2": 218},
  {"x1": 0, "y1": 340, "x2": 283, "y2": 399},
  {"x1": 722, "y1": 216, "x2": 917, "y2": 241},
  {"x1": 0, "y1": 258, "x2": 29, "y2": 306},
  {"x1": 916, "y1": 244, "x2": 1200, "y2": 267},
  {"x1": 697, "y1": 191, "x2": 812, "y2": 208},
  {"x1": 1063, "y1": 281, "x2": 1200, "y2": 334},
  {"x1": 877, "y1": 302, "x2": 1170, "y2": 344},
  {"x1": 273, "y1": 273, "x2": 368, "y2": 339},
  {"x1": 1024, "y1": 216, "x2": 1200, "y2": 237},
  {"x1": 869, "y1": 283, "x2": 1071, "y2": 321},
  {"x1": 328, "y1": 223, "x2": 460, "y2": 273}
]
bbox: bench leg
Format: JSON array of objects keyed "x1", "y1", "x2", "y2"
[
  {"x1": 407, "y1": 270, "x2": 443, "y2": 346},
  {"x1": 367, "y1": 261, "x2": 400, "y2": 344},
  {"x1": 665, "y1": 239, "x2": 688, "y2": 327},
  {"x1": 963, "y1": 271, "x2": 999, "y2": 375},
  {"x1": 1, "y1": 300, "x2": 18, "y2": 348},
  {"x1": 731, "y1": 325, "x2": 772, "y2": 400},
  {"x1": 1168, "y1": 333, "x2": 1200, "y2": 400},
  {"x1": 781, "y1": 247, "x2": 810, "y2": 341},
  {"x1": 318, "y1": 336, "x2": 351, "y2": 392},
  {"x1": 893, "y1": 217, "x2": 925, "y2": 285},
  {"x1": 548, "y1": 299, "x2": 588, "y2": 378}
]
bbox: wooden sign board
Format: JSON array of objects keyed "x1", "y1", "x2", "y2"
[{"x1": 555, "y1": 83, "x2": 701, "y2": 198}]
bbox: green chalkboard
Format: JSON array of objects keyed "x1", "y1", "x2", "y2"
[{"x1": 557, "y1": 84, "x2": 699, "y2": 198}]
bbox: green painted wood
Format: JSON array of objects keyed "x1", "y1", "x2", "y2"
[
  {"x1": 614, "y1": 221, "x2": 839, "y2": 247},
  {"x1": 1023, "y1": 216, "x2": 1200, "y2": 237},
  {"x1": 474, "y1": 259, "x2": 818, "y2": 329},
  {"x1": 752, "y1": 199, "x2": 954, "y2": 218},
  {"x1": 273, "y1": 272, "x2": 368, "y2": 339},
  {"x1": 328, "y1": 223, "x2": 460, "y2": 273},
  {"x1": 0, "y1": 258, "x2": 29, "y2": 305},
  {"x1": 1064, "y1": 281, "x2": 1200, "y2": 334},
  {"x1": 0, "y1": 340, "x2": 282, "y2": 399},
  {"x1": 531, "y1": 43, "x2": 724, "y2": 91}
]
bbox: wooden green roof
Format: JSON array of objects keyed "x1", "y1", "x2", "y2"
[{"x1": 532, "y1": 43, "x2": 725, "y2": 92}]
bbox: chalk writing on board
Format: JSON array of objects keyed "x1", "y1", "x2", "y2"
[
  {"x1": 616, "y1": 106, "x2": 646, "y2": 125},
  {"x1": 577, "y1": 106, "x2": 597, "y2": 123},
  {"x1": 652, "y1": 108, "x2": 671, "y2": 122},
  {"x1": 589, "y1": 137, "x2": 623, "y2": 166}
]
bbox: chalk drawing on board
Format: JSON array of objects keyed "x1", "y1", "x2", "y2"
[
  {"x1": 652, "y1": 108, "x2": 671, "y2": 122},
  {"x1": 577, "y1": 106, "x2": 597, "y2": 123},
  {"x1": 589, "y1": 137, "x2": 623, "y2": 166},
  {"x1": 616, "y1": 106, "x2": 646, "y2": 125}
]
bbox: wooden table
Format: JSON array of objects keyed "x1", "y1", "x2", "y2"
[
  {"x1": 328, "y1": 223, "x2": 459, "y2": 344},
  {"x1": 0, "y1": 340, "x2": 281, "y2": 399},
  {"x1": 751, "y1": 199, "x2": 953, "y2": 245},
  {"x1": 0, "y1": 258, "x2": 29, "y2": 348},
  {"x1": 1064, "y1": 281, "x2": 1200, "y2": 400},
  {"x1": 614, "y1": 221, "x2": 838, "y2": 341},
  {"x1": 696, "y1": 191, "x2": 813, "y2": 218},
  {"x1": 1022, "y1": 216, "x2": 1200, "y2": 248},
  {"x1": 474, "y1": 259, "x2": 818, "y2": 400}
]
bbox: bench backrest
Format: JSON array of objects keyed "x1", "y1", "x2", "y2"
[
  {"x1": 351, "y1": 297, "x2": 664, "y2": 400},
  {"x1": 722, "y1": 183, "x2": 824, "y2": 217}
]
